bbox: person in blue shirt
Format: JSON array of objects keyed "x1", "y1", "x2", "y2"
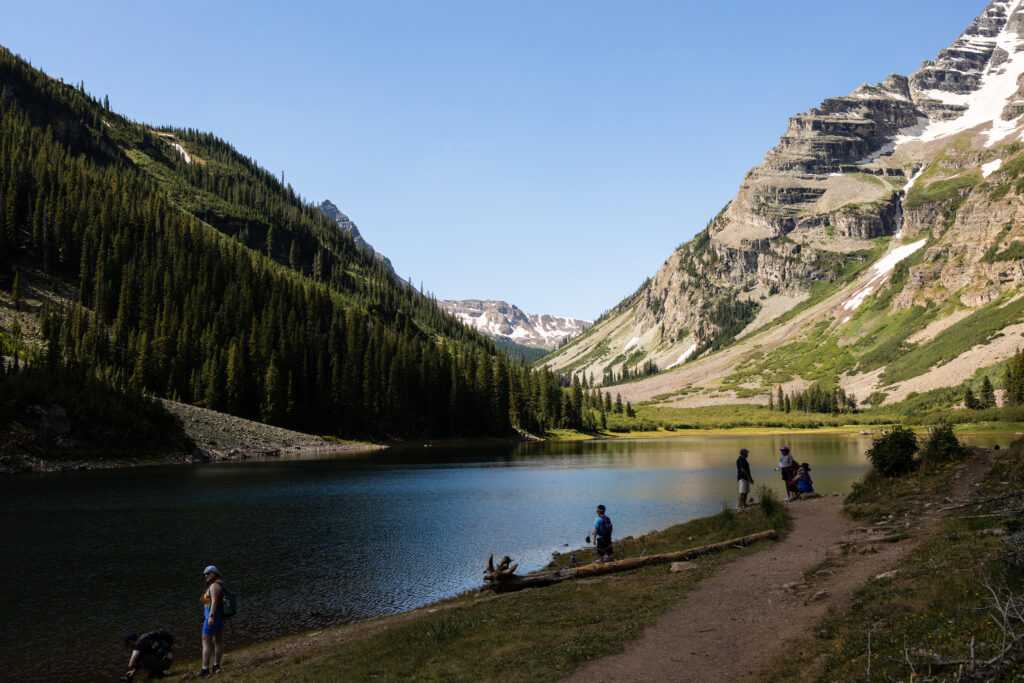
[
  {"x1": 737, "y1": 448, "x2": 754, "y2": 510},
  {"x1": 587, "y1": 504, "x2": 614, "y2": 561}
]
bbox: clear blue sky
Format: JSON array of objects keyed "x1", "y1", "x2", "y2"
[{"x1": 4, "y1": 1, "x2": 985, "y2": 319}]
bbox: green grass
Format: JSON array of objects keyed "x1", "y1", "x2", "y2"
[
  {"x1": 904, "y1": 172, "x2": 981, "y2": 209},
  {"x1": 219, "y1": 504, "x2": 790, "y2": 681},
  {"x1": 880, "y1": 290, "x2": 1024, "y2": 385},
  {"x1": 635, "y1": 404, "x2": 903, "y2": 429}
]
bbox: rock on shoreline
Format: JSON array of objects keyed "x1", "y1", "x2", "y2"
[{"x1": 0, "y1": 399, "x2": 381, "y2": 474}]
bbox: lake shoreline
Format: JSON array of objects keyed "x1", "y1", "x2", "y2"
[{"x1": 5, "y1": 417, "x2": 1018, "y2": 474}]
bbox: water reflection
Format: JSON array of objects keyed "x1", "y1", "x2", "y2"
[{"x1": 3, "y1": 431, "x2": 998, "y2": 681}]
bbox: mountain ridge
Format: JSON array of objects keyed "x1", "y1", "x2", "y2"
[
  {"x1": 543, "y1": 0, "x2": 1024, "y2": 410},
  {"x1": 438, "y1": 299, "x2": 590, "y2": 349}
]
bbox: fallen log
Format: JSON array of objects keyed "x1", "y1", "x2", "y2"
[{"x1": 482, "y1": 529, "x2": 779, "y2": 593}]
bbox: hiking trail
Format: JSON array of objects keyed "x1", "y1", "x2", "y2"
[{"x1": 565, "y1": 450, "x2": 994, "y2": 682}]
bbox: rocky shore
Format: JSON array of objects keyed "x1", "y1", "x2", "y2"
[{"x1": 0, "y1": 399, "x2": 381, "y2": 474}]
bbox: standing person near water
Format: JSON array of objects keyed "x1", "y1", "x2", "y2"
[
  {"x1": 737, "y1": 448, "x2": 754, "y2": 510},
  {"x1": 776, "y1": 445, "x2": 796, "y2": 502},
  {"x1": 198, "y1": 566, "x2": 225, "y2": 678},
  {"x1": 587, "y1": 504, "x2": 614, "y2": 561}
]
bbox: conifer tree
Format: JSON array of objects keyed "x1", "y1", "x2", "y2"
[
  {"x1": 980, "y1": 375, "x2": 996, "y2": 409},
  {"x1": 964, "y1": 386, "x2": 979, "y2": 410}
]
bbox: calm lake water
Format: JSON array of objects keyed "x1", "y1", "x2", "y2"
[{"x1": 0, "y1": 432, "x2": 1012, "y2": 681}]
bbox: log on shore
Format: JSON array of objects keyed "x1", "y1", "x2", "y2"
[{"x1": 482, "y1": 529, "x2": 779, "y2": 593}]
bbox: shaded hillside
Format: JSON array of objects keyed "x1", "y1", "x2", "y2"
[{"x1": 0, "y1": 46, "x2": 582, "y2": 439}]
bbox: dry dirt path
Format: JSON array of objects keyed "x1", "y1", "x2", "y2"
[{"x1": 565, "y1": 451, "x2": 994, "y2": 682}]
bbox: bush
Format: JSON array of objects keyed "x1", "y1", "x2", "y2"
[
  {"x1": 919, "y1": 422, "x2": 971, "y2": 470},
  {"x1": 756, "y1": 484, "x2": 781, "y2": 519},
  {"x1": 866, "y1": 425, "x2": 919, "y2": 477}
]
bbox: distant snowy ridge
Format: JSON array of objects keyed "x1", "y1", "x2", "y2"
[{"x1": 439, "y1": 299, "x2": 591, "y2": 348}]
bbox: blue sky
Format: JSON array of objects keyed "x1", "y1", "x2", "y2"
[{"x1": 4, "y1": 1, "x2": 986, "y2": 319}]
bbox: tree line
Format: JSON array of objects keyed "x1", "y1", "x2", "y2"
[
  {"x1": 0, "y1": 47, "x2": 584, "y2": 439},
  {"x1": 768, "y1": 383, "x2": 858, "y2": 414}
]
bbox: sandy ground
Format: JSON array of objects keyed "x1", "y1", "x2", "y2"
[{"x1": 564, "y1": 450, "x2": 994, "y2": 683}]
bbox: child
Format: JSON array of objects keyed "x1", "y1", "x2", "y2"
[{"x1": 790, "y1": 462, "x2": 814, "y2": 498}]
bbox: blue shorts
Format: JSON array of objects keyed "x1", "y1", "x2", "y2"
[{"x1": 203, "y1": 608, "x2": 225, "y2": 635}]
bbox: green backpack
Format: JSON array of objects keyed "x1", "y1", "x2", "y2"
[{"x1": 220, "y1": 584, "x2": 238, "y2": 618}]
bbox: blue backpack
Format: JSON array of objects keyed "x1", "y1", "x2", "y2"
[{"x1": 598, "y1": 515, "x2": 613, "y2": 540}]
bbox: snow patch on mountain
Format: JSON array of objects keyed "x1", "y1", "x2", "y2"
[
  {"x1": 841, "y1": 238, "x2": 927, "y2": 312},
  {"x1": 666, "y1": 343, "x2": 698, "y2": 370},
  {"x1": 983, "y1": 158, "x2": 1004, "y2": 177},
  {"x1": 439, "y1": 299, "x2": 591, "y2": 348}
]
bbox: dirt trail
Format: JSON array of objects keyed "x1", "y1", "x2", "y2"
[{"x1": 565, "y1": 451, "x2": 994, "y2": 682}]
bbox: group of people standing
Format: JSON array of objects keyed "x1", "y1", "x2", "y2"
[
  {"x1": 737, "y1": 445, "x2": 814, "y2": 510},
  {"x1": 121, "y1": 565, "x2": 228, "y2": 681}
]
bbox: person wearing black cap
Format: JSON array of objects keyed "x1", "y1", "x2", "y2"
[
  {"x1": 587, "y1": 504, "x2": 614, "y2": 561},
  {"x1": 121, "y1": 629, "x2": 174, "y2": 681},
  {"x1": 737, "y1": 448, "x2": 754, "y2": 510}
]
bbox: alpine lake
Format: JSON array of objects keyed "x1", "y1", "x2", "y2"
[{"x1": 0, "y1": 431, "x2": 1013, "y2": 681}]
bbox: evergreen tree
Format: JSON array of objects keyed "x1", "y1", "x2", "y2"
[
  {"x1": 964, "y1": 386, "x2": 979, "y2": 410},
  {"x1": 980, "y1": 375, "x2": 996, "y2": 409}
]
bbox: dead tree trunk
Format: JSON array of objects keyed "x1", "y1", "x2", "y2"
[{"x1": 482, "y1": 529, "x2": 778, "y2": 593}]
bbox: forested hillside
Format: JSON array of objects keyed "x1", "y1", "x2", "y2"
[{"x1": 0, "y1": 46, "x2": 581, "y2": 440}]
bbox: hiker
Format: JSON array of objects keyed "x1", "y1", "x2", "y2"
[
  {"x1": 737, "y1": 448, "x2": 754, "y2": 510},
  {"x1": 121, "y1": 629, "x2": 174, "y2": 681},
  {"x1": 776, "y1": 445, "x2": 796, "y2": 502},
  {"x1": 587, "y1": 504, "x2": 614, "y2": 561},
  {"x1": 790, "y1": 462, "x2": 814, "y2": 499},
  {"x1": 198, "y1": 565, "x2": 226, "y2": 678}
]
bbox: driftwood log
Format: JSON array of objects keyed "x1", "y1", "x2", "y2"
[{"x1": 482, "y1": 529, "x2": 779, "y2": 593}]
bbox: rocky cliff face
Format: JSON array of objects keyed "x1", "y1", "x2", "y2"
[
  {"x1": 439, "y1": 299, "x2": 590, "y2": 348},
  {"x1": 544, "y1": 0, "x2": 1024, "y2": 400},
  {"x1": 319, "y1": 200, "x2": 395, "y2": 273}
]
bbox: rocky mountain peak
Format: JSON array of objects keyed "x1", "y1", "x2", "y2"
[
  {"x1": 439, "y1": 299, "x2": 591, "y2": 349},
  {"x1": 543, "y1": 0, "x2": 1024, "y2": 399},
  {"x1": 318, "y1": 199, "x2": 394, "y2": 273}
]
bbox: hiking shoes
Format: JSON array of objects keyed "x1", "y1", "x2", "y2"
[
  {"x1": 211, "y1": 664, "x2": 221, "y2": 675},
  {"x1": 197, "y1": 670, "x2": 211, "y2": 679}
]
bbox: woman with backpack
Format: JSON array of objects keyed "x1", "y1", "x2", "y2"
[{"x1": 198, "y1": 565, "x2": 225, "y2": 678}]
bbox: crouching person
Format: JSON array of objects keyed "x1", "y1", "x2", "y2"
[{"x1": 122, "y1": 629, "x2": 174, "y2": 680}]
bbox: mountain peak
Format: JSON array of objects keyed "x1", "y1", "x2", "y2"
[
  {"x1": 439, "y1": 299, "x2": 591, "y2": 348},
  {"x1": 543, "y1": 0, "x2": 1024, "y2": 409},
  {"x1": 318, "y1": 199, "x2": 395, "y2": 273}
]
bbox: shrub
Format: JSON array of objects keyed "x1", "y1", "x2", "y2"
[
  {"x1": 865, "y1": 425, "x2": 919, "y2": 477},
  {"x1": 756, "y1": 484, "x2": 781, "y2": 519},
  {"x1": 919, "y1": 422, "x2": 971, "y2": 470}
]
